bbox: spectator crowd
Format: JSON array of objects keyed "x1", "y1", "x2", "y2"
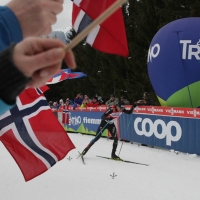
[{"x1": 49, "y1": 92, "x2": 155, "y2": 110}]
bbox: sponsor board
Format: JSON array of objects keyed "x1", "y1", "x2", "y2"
[{"x1": 134, "y1": 106, "x2": 200, "y2": 118}]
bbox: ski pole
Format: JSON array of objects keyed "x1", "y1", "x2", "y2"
[
  {"x1": 118, "y1": 114, "x2": 133, "y2": 156},
  {"x1": 90, "y1": 120, "x2": 111, "y2": 144}
]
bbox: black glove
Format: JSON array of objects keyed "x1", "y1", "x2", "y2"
[
  {"x1": 105, "y1": 107, "x2": 113, "y2": 115},
  {"x1": 131, "y1": 99, "x2": 136, "y2": 106},
  {"x1": 132, "y1": 103, "x2": 137, "y2": 108}
]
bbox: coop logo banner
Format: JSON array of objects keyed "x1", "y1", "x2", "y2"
[
  {"x1": 134, "y1": 117, "x2": 182, "y2": 146},
  {"x1": 180, "y1": 40, "x2": 200, "y2": 60},
  {"x1": 147, "y1": 43, "x2": 160, "y2": 62}
]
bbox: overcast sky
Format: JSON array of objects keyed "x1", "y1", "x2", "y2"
[{"x1": 0, "y1": 0, "x2": 73, "y2": 30}]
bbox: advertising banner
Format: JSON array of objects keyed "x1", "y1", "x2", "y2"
[
  {"x1": 64, "y1": 111, "x2": 108, "y2": 136},
  {"x1": 53, "y1": 105, "x2": 200, "y2": 155},
  {"x1": 119, "y1": 106, "x2": 200, "y2": 154},
  {"x1": 120, "y1": 113, "x2": 200, "y2": 154}
]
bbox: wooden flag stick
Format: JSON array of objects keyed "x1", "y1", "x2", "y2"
[{"x1": 65, "y1": 0, "x2": 127, "y2": 52}]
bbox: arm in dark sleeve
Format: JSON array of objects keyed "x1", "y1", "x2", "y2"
[
  {"x1": 101, "y1": 107, "x2": 114, "y2": 120},
  {"x1": 122, "y1": 105, "x2": 135, "y2": 114},
  {"x1": 101, "y1": 114, "x2": 114, "y2": 121},
  {"x1": 146, "y1": 100, "x2": 155, "y2": 106},
  {"x1": 0, "y1": 6, "x2": 23, "y2": 51},
  {"x1": 0, "y1": 44, "x2": 30, "y2": 105}
]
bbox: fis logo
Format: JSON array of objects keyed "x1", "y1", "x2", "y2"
[
  {"x1": 147, "y1": 44, "x2": 160, "y2": 62},
  {"x1": 69, "y1": 116, "x2": 81, "y2": 126},
  {"x1": 180, "y1": 40, "x2": 200, "y2": 60}
]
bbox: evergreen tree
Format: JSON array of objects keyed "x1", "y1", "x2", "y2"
[{"x1": 46, "y1": 0, "x2": 200, "y2": 105}]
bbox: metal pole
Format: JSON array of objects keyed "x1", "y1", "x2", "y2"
[{"x1": 118, "y1": 114, "x2": 133, "y2": 156}]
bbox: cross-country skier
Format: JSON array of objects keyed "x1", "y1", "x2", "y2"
[{"x1": 81, "y1": 103, "x2": 135, "y2": 160}]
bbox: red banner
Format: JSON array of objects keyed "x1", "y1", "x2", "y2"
[{"x1": 134, "y1": 106, "x2": 200, "y2": 118}]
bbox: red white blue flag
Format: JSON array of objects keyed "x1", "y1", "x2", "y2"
[
  {"x1": 46, "y1": 68, "x2": 87, "y2": 85},
  {"x1": 0, "y1": 87, "x2": 75, "y2": 181},
  {"x1": 62, "y1": 107, "x2": 70, "y2": 125},
  {"x1": 72, "y1": 0, "x2": 129, "y2": 57}
]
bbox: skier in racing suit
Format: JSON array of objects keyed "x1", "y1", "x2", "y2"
[{"x1": 81, "y1": 103, "x2": 134, "y2": 159}]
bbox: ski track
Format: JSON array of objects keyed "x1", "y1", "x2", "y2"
[{"x1": 0, "y1": 132, "x2": 200, "y2": 200}]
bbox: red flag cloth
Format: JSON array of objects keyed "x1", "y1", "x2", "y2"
[
  {"x1": 72, "y1": 0, "x2": 129, "y2": 57},
  {"x1": 46, "y1": 68, "x2": 87, "y2": 85},
  {"x1": 0, "y1": 87, "x2": 75, "y2": 181},
  {"x1": 62, "y1": 105, "x2": 70, "y2": 125}
]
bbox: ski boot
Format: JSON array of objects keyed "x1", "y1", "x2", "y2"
[
  {"x1": 111, "y1": 153, "x2": 121, "y2": 160},
  {"x1": 111, "y1": 141, "x2": 121, "y2": 160},
  {"x1": 81, "y1": 147, "x2": 89, "y2": 156}
]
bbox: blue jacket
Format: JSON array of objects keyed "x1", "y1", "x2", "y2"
[
  {"x1": 0, "y1": 6, "x2": 23, "y2": 115},
  {"x1": 73, "y1": 97, "x2": 83, "y2": 109}
]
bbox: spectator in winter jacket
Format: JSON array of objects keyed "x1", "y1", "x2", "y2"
[
  {"x1": 51, "y1": 102, "x2": 58, "y2": 110},
  {"x1": 65, "y1": 99, "x2": 70, "y2": 108},
  {"x1": 73, "y1": 93, "x2": 83, "y2": 110},
  {"x1": 57, "y1": 99, "x2": 63, "y2": 109},
  {"x1": 80, "y1": 95, "x2": 90, "y2": 108},
  {"x1": 66, "y1": 98, "x2": 73, "y2": 105},
  {"x1": 48, "y1": 101, "x2": 53, "y2": 108},
  {"x1": 58, "y1": 100, "x2": 65, "y2": 110},
  {"x1": 95, "y1": 94, "x2": 105, "y2": 105},
  {"x1": 86, "y1": 97, "x2": 99, "y2": 107},
  {"x1": 119, "y1": 96, "x2": 130, "y2": 105},
  {"x1": 134, "y1": 92, "x2": 154, "y2": 106},
  {"x1": 105, "y1": 94, "x2": 119, "y2": 107}
]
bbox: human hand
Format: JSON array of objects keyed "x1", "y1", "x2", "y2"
[
  {"x1": 7, "y1": 0, "x2": 63, "y2": 37},
  {"x1": 106, "y1": 107, "x2": 113, "y2": 115},
  {"x1": 137, "y1": 100, "x2": 146, "y2": 105},
  {"x1": 12, "y1": 37, "x2": 76, "y2": 87}
]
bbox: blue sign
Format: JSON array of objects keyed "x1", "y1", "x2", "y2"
[
  {"x1": 62, "y1": 109, "x2": 200, "y2": 155},
  {"x1": 66, "y1": 111, "x2": 107, "y2": 135},
  {"x1": 120, "y1": 113, "x2": 200, "y2": 154}
]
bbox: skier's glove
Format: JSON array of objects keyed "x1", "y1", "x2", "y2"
[{"x1": 105, "y1": 107, "x2": 113, "y2": 115}]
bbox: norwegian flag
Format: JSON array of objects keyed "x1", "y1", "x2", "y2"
[
  {"x1": 0, "y1": 87, "x2": 75, "y2": 181},
  {"x1": 72, "y1": 0, "x2": 129, "y2": 57},
  {"x1": 62, "y1": 108, "x2": 70, "y2": 125},
  {"x1": 46, "y1": 68, "x2": 87, "y2": 85},
  {"x1": 26, "y1": 85, "x2": 49, "y2": 98}
]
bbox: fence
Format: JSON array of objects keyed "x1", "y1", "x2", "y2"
[{"x1": 53, "y1": 105, "x2": 200, "y2": 155}]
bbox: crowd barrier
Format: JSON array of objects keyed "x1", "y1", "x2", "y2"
[{"x1": 52, "y1": 105, "x2": 200, "y2": 155}]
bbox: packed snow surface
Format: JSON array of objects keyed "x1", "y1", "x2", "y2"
[{"x1": 0, "y1": 132, "x2": 200, "y2": 200}]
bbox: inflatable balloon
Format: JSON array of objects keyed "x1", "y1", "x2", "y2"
[{"x1": 148, "y1": 18, "x2": 200, "y2": 108}]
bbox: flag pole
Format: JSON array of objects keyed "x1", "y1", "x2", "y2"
[{"x1": 65, "y1": 0, "x2": 127, "y2": 52}]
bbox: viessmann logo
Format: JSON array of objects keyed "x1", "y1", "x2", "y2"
[{"x1": 134, "y1": 118, "x2": 182, "y2": 146}]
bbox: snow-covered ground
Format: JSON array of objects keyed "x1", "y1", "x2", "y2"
[{"x1": 1, "y1": 132, "x2": 200, "y2": 200}]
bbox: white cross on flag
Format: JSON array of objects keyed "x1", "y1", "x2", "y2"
[
  {"x1": 72, "y1": 0, "x2": 129, "y2": 57},
  {"x1": 0, "y1": 86, "x2": 75, "y2": 181}
]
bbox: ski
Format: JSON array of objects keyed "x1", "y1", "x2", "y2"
[
  {"x1": 81, "y1": 155, "x2": 85, "y2": 164},
  {"x1": 96, "y1": 155, "x2": 148, "y2": 166},
  {"x1": 78, "y1": 151, "x2": 85, "y2": 164}
]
